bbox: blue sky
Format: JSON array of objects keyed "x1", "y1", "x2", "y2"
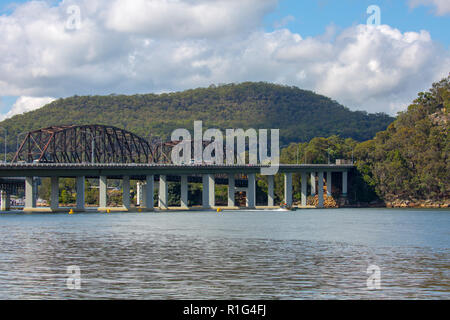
[
  {"x1": 264, "y1": 0, "x2": 450, "y2": 47},
  {"x1": 0, "y1": 0, "x2": 449, "y2": 118}
]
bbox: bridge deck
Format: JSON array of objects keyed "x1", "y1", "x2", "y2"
[{"x1": 0, "y1": 163, "x2": 354, "y2": 178}]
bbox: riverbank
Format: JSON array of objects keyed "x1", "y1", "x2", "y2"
[{"x1": 300, "y1": 195, "x2": 450, "y2": 209}]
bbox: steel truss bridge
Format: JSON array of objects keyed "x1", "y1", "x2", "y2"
[{"x1": 12, "y1": 124, "x2": 176, "y2": 164}]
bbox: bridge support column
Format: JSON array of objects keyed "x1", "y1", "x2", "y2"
[
  {"x1": 247, "y1": 173, "x2": 256, "y2": 208},
  {"x1": 342, "y1": 171, "x2": 348, "y2": 197},
  {"x1": 284, "y1": 173, "x2": 293, "y2": 207},
  {"x1": 1, "y1": 190, "x2": 10, "y2": 211},
  {"x1": 50, "y1": 176, "x2": 59, "y2": 211},
  {"x1": 228, "y1": 174, "x2": 235, "y2": 207},
  {"x1": 25, "y1": 177, "x2": 36, "y2": 210},
  {"x1": 180, "y1": 175, "x2": 188, "y2": 209},
  {"x1": 301, "y1": 172, "x2": 307, "y2": 207},
  {"x1": 202, "y1": 174, "x2": 214, "y2": 209},
  {"x1": 310, "y1": 172, "x2": 316, "y2": 196},
  {"x1": 136, "y1": 182, "x2": 143, "y2": 206},
  {"x1": 143, "y1": 175, "x2": 154, "y2": 210},
  {"x1": 99, "y1": 176, "x2": 107, "y2": 208},
  {"x1": 318, "y1": 171, "x2": 324, "y2": 208},
  {"x1": 159, "y1": 175, "x2": 168, "y2": 209},
  {"x1": 267, "y1": 175, "x2": 274, "y2": 206},
  {"x1": 122, "y1": 176, "x2": 130, "y2": 210},
  {"x1": 327, "y1": 171, "x2": 332, "y2": 197},
  {"x1": 76, "y1": 176, "x2": 85, "y2": 211}
]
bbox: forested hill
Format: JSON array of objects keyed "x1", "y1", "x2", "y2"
[
  {"x1": 354, "y1": 76, "x2": 449, "y2": 204},
  {"x1": 0, "y1": 82, "x2": 393, "y2": 154}
]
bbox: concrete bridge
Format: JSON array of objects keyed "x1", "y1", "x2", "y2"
[{"x1": 0, "y1": 163, "x2": 353, "y2": 212}]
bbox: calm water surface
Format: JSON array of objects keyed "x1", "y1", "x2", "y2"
[{"x1": 0, "y1": 208, "x2": 449, "y2": 299}]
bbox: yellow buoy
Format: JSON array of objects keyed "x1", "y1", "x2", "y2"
[
  {"x1": 138, "y1": 208, "x2": 142, "y2": 212},
  {"x1": 217, "y1": 208, "x2": 222, "y2": 213},
  {"x1": 69, "y1": 209, "x2": 74, "y2": 215},
  {"x1": 106, "y1": 209, "x2": 111, "y2": 213}
]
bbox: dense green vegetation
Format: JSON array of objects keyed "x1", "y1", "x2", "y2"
[
  {"x1": 0, "y1": 82, "x2": 393, "y2": 161},
  {"x1": 354, "y1": 76, "x2": 449, "y2": 203}
]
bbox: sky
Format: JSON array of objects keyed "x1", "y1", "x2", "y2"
[{"x1": 0, "y1": 0, "x2": 449, "y2": 120}]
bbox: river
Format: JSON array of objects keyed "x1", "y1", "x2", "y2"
[{"x1": 0, "y1": 208, "x2": 448, "y2": 299}]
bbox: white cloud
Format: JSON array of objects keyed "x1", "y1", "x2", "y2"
[
  {"x1": 105, "y1": 0, "x2": 277, "y2": 38},
  {"x1": 0, "y1": 96, "x2": 56, "y2": 121},
  {"x1": 409, "y1": 0, "x2": 450, "y2": 15},
  {"x1": 0, "y1": 0, "x2": 449, "y2": 116}
]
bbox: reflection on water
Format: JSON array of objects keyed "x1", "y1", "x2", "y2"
[{"x1": 0, "y1": 209, "x2": 449, "y2": 299}]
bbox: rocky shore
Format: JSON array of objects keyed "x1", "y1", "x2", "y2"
[
  {"x1": 385, "y1": 199, "x2": 450, "y2": 209},
  {"x1": 296, "y1": 196, "x2": 449, "y2": 209}
]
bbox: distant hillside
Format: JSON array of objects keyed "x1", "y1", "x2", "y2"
[{"x1": 0, "y1": 82, "x2": 393, "y2": 158}]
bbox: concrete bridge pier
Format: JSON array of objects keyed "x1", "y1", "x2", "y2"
[
  {"x1": 1, "y1": 190, "x2": 10, "y2": 211},
  {"x1": 136, "y1": 181, "x2": 143, "y2": 206},
  {"x1": 318, "y1": 171, "x2": 324, "y2": 208},
  {"x1": 202, "y1": 174, "x2": 215, "y2": 209},
  {"x1": 247, "y1": 173, "x2": 256, "y2": 208},
  {"x1": 142, "y1": 175, "x2": 154, "y2": 210},
  {"x1": 301, "y1": 172, "x2": 307, "y2": 207},
  {"x1": 50, "y1": 176, "x2": 59, "y2": 211},
  {"x1": 267, "y1": 175, "x2": 274, "y2": 206},
  {"x1": 342, "y1": 171, "x2": 348, "y2": 197},
  {"x1": 76, "y1": 176, "x2": 85, "y2": 211},
  {"x1": 310, "y1": 172, "x2": 316, "y2": 196},
  {"x1": 228, "y1": 174, "x2": 235, "y2": 207},
  {"x1": 159, "y1": 175, "x2": 168, "y2": 209},
  {"x1": 122, "y1": 176, "x2": 130, "y2": 210},
  {"x1": 24, "y1": 177, "x2": 37, "y2": 211},
  {"x1": 180, "y1": 175, "x2": 188, "y2": 209},
  {"x1": 99, "y1": 176, "x2": 107, "y2": 209},
  {"x1": 327, "y1": 171, "x2": 332, "y2": 197},
  {"x1": 284, "y1": 173, "x2": 293, "y2": 207}
]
